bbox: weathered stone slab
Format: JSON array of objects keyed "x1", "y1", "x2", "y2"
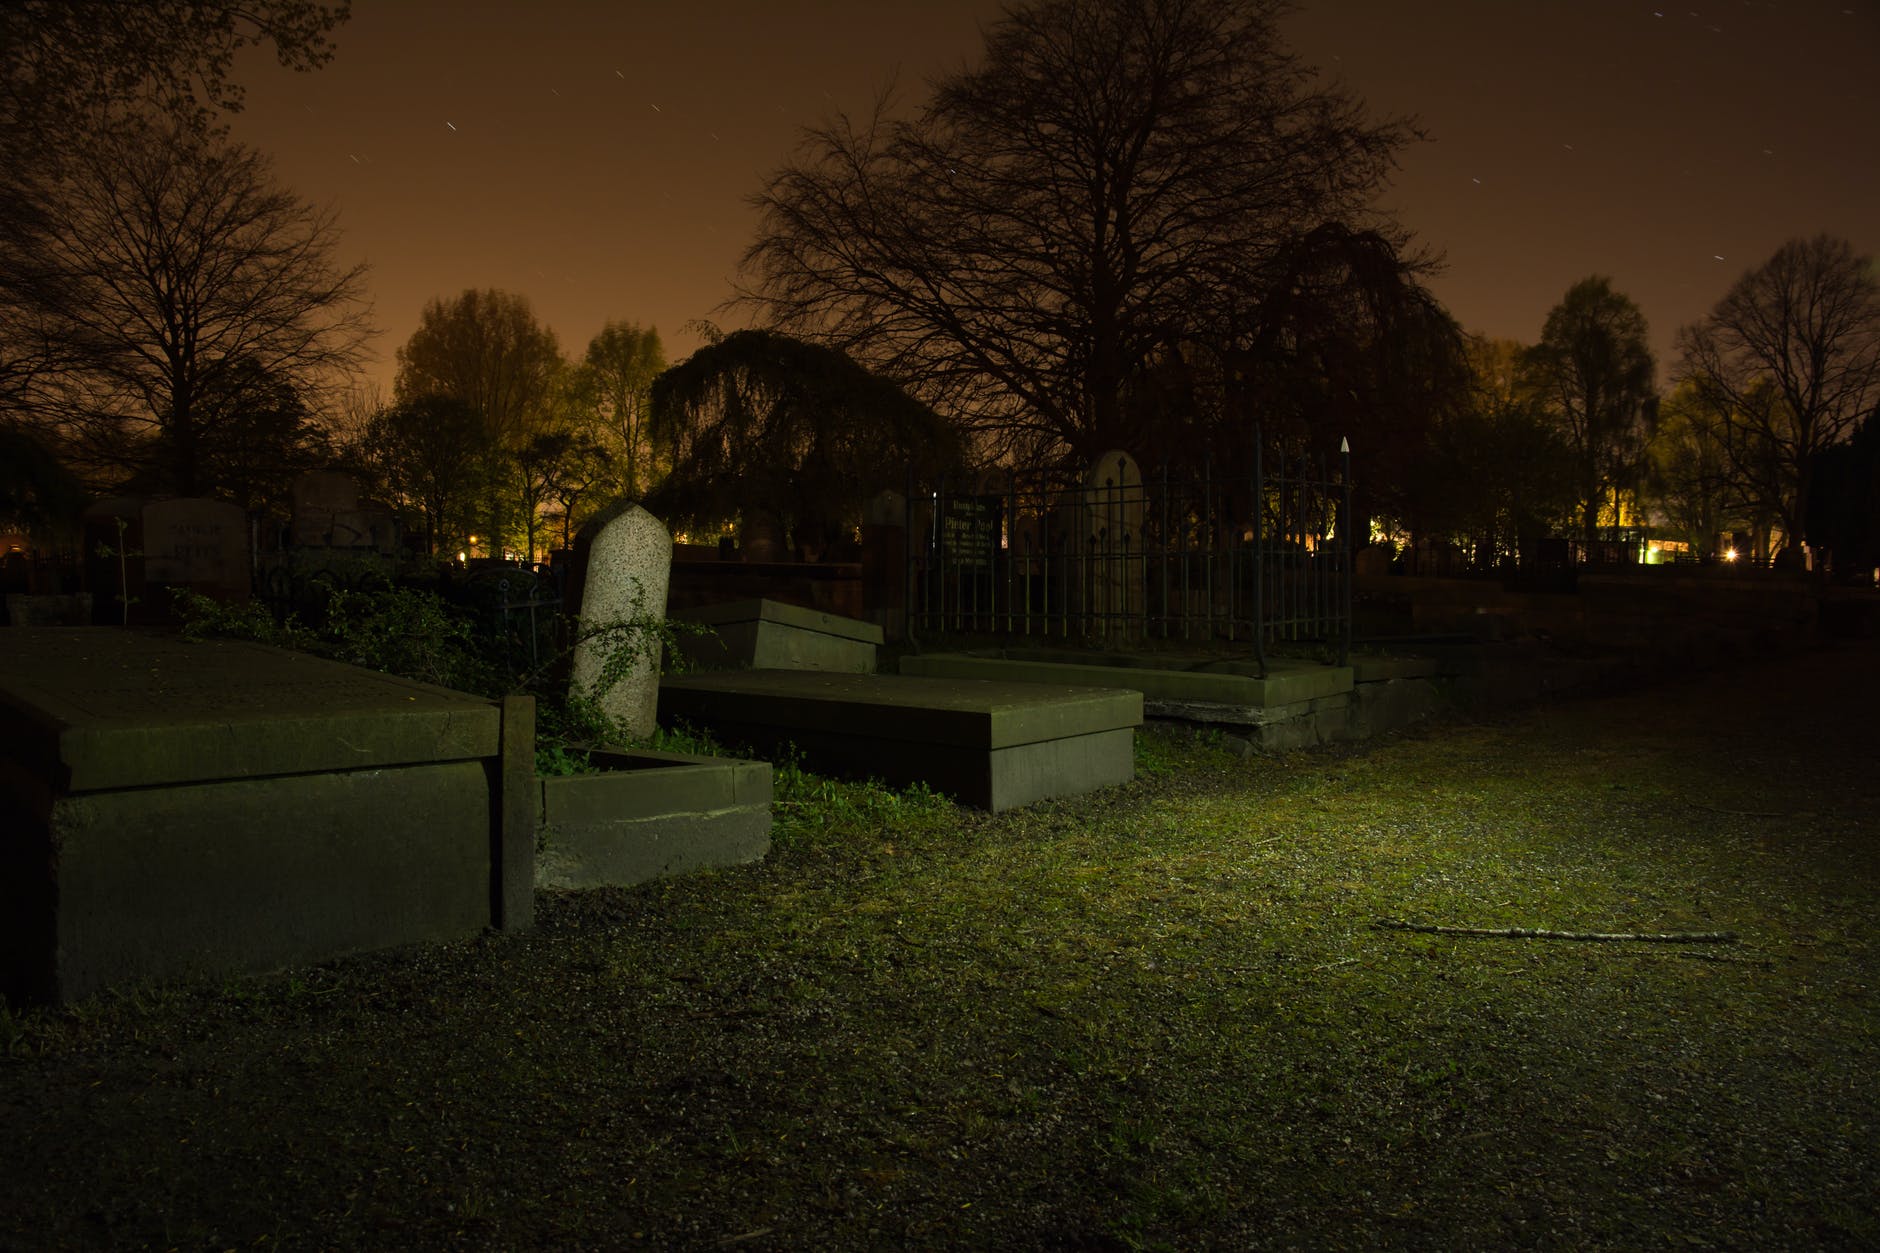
[
  {"x1": 1350, "y1": 655, "x2": 1439, "y2": 683},
  {"x1": 899, "y1": 650, "x2": 1351, "y2": 706},
  {"x1": 0, "y1": 629, "x2": 498, "y2": 792},
  {"x1": 536, "y1": 748, "x2": 772, "y2": 890},
  {"x1": 658, "y1": 670, "x2": 1139, "y2": 811},
  {"x1": 675, "y1": 597, "x2": 882, "y2": 672},
  {"x1": 0, "y1": 629, "x2": 528, "y2": 1004},
  {"x1": 4, "y1": 593, "x2": 92, "y2": 626},
  {"x1": 571, "y1": 503, "x2": 672, "y2": 739},
  {"x1": 141, "y1": 498, "x2": 250, "y2": 600}
]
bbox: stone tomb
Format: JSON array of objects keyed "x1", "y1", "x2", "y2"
[
  {"x1": 0, "y1": 630, "x2": 535, "y2": 1004},
  {"x1": 899, "y1": 649, "x2": 1444, "y2": 751},
  {"x1": 536, "y1": 748, "x2": 772, "y2": 890},
  {"x1": 658, "y1": 670, "x2": 1140, "y2": 812},
  {"x1": 673, "y1": 597, "x2": 883, "y2": 673}
]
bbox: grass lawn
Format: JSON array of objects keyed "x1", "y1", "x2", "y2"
[{"x1": 3, "y1": 641, "x2": 1876, "y2": 1250}]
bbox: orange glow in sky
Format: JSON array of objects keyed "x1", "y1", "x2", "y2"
[{"x1": 227, "y1": 0, "x2": 1880, "y2": 400}]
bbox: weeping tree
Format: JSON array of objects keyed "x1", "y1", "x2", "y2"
[{"x1": 647, "y1": 330, "x2": 962, "y2": 558}]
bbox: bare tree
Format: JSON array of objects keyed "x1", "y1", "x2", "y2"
[
  {"x1": 0, "y1": 3, "x2": 353, "y2": 395},
  {"x1": 1676, "y1": 235, "x2": 1880, "y2": 555},
  {"x1": 1520, "y1": 277, "x2": 1656, "y2": 547},
  {"x1": 738, "y1": 0, "x2": 1415, "y2": 465},
  {"x1": 1, "y1": 117, "x2": 371, "y2": 495}
]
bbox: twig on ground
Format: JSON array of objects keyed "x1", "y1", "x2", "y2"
[
  {"x1": 1373, "y1": 918, "x2": 1737, "y2": 944},
  {"x1": 1685, "y1": 800, "x2": 1789, "y2": 819}
]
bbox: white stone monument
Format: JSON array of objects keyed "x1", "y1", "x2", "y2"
[{"x1": 571, "y1": 503, "x2": 673, "y2": 739}]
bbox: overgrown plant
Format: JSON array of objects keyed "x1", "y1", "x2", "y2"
[{"x1": 173, "y1": 576, "x2": 708, "y2": 775}]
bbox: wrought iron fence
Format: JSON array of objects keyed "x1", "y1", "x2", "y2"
[
  {"x1": 483, "y1": 564, "x2": 568, "y2": 676},
  {"x1": 906, "y1": 434, "x2": 1352, "y2": 673}
]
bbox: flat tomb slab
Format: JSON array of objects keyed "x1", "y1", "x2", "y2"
[
  {"x1": 1, "y1": 629, "x2": 520, "y2": 1004},
  {"x1": 537, "y1": 748, "x2": 773, "y2": 890},
  {"x1": 674, "y1": 598, "x2": 882, "y2": 673},
  {"x1": 658, "y1": 670, "x2": 1140, "y2": 811},
  {"x1": 899, "y1": 651, "x2": 1351, "y2": 707},
  {"x1": 0, "y1": 628, "x2": 498, "y2": 792}
]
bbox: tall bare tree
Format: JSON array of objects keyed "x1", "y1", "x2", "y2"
[
  {"x1": 738, "y1": 0, "x2": 1416, "y2": 465},
  {"x1": 1520, "y1": 277, "x2": 1656, "y2": 547},
  {"x1": 1, "y1": 118, "x2": 370, "y2": 495},
  {"x1": 0, "y1": 4, "x2": 353, "y2": 418},
  {"x1": 1676, "y1": 235, "x2": 1880, "y2": 555}
]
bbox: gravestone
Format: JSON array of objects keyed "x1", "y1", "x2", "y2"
[
  {"x1": 571, "y1": 502, "x2": 672, "y2": 739},
  {"x1": 142, "y1": 498, "x2": 250, "y2": 602},
  {"x1": 675, "y1": 598, "x2": 883, "y2": 672},
  {"x1": 1079, "y1": 449, "x2": 1146, "y2": 642},
  {"x1": 289, "y1": 470, "x2": 359, "y2": 547},
  {"x1": 860, "y1": 489, "x2": 907, "y2": 637},
  {"x1": 1353, "y1": 544, "x2": 1393, "y2": 577}
]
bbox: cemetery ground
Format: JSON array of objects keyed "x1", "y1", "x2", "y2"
[{"x1": 3, "y1": 644, "x2": 1876, "y2": 1250}]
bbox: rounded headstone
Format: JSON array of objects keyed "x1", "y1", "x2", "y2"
[
  {"x1": 1082, "y1": 449, "x2": 1145, "y2": 541},
  {"x1": 570, "y1": 503, "x2": 672, "y2": 740}
]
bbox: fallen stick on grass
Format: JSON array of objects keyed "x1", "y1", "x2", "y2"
[
  {"x1": 1373, "y1": 918, "x2": 1737, "y2": 943},
  {"x1": 1684, "y1": 800, "x2": 1789, "y2": 819}
]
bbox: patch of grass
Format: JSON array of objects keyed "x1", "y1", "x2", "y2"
[{"x1": 4, "y1": 647, "x2": 1878, "y2": 1249}]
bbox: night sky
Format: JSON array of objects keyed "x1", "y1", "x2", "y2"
[{"x1": 226, "y1": 0, "x2": 1880, "y2": 400}]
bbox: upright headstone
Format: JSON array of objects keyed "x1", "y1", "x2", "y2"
[
  {"x1": 289, "y1": 470, "x2": 356, "y2": 545},
  {"x1": 142, "y1": 499, "x2": 251, "y2": 602},
  {"x1": 740, "y1": 512, "x2": 785, "y2": 563},
  {"x1": 861, "y1": 489, "x2": 907, "y2": 638},
  {"x1": 1079, "y1": 449, "x2": 1146, "y2": 642},
  {"x1": 571, "y1": 503, "x2": 673, "y2": 739}
]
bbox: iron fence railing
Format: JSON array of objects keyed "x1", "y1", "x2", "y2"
[{"x1": 906, "y1": 435, "x2": 1352, "y2": 674}]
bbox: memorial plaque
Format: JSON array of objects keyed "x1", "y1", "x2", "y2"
[{"x1": 939, "y1": 495, "x2": 1002, "y2": 570}]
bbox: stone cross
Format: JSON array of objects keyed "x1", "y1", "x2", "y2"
[{"x1": 571, "y1": 503, "x2": 672, "y2": 739}]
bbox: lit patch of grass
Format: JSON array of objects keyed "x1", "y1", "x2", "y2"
[{"x1": 4, "y1": 655, "x2": 1878, "y2": 1249}]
